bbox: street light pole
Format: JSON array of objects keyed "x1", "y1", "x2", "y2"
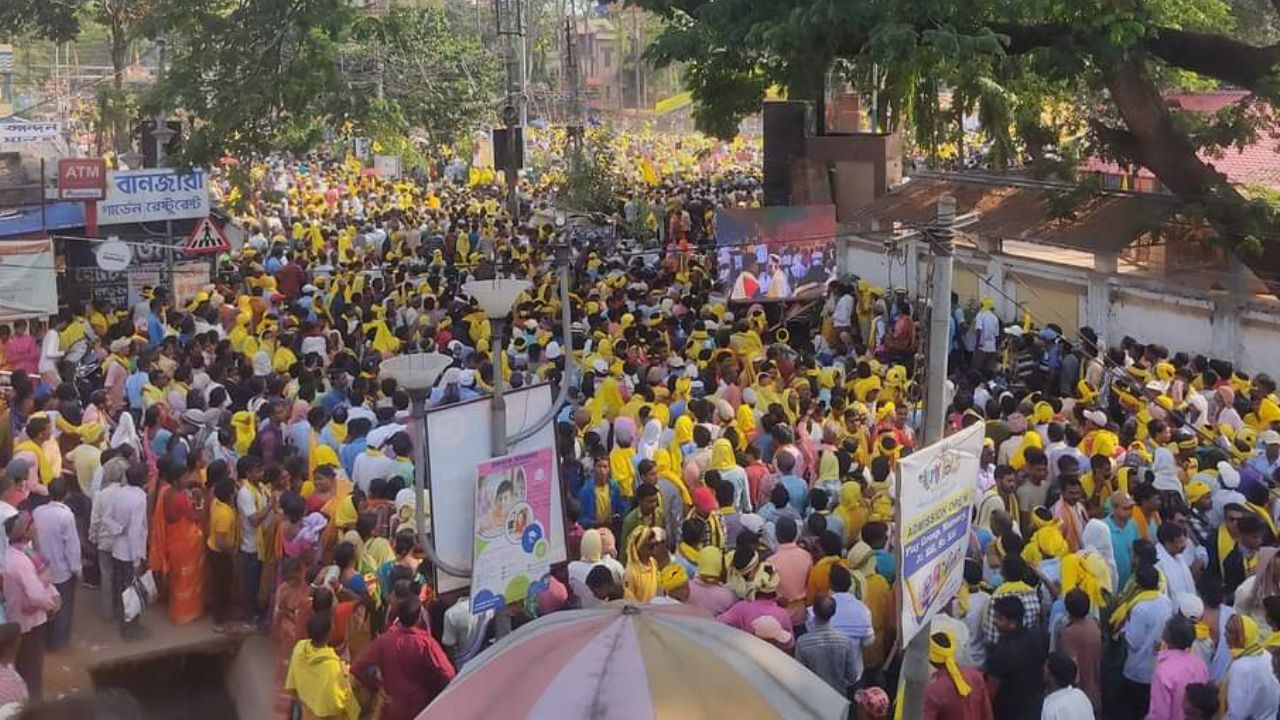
[{"x1": 899, "y1": 195, "x2": 957, "y2": 720}]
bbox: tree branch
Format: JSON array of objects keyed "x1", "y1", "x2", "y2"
[{"x1": 1146, "y1": 28, "x2": 1280, "y2": 95}]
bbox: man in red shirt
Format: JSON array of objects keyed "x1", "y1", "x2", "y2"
[
  {"x1": 275, "y1": 254, "x2": 306, "y2": 299},
  {"x1": 353, "y1": 596, "x2": 456, "y2": 720}
]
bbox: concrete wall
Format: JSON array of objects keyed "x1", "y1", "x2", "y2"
[{"x1": 839, "y1": 233, "x2": 1280, "y2": 373}]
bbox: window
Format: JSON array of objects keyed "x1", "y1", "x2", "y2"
[{"x1": 603, "y1": 48, "x2": 613, "y2": 69}]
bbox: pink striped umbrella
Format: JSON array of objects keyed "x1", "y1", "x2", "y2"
[{"x1": 419, "y1": 602, "x2": 849, "y2": 720}]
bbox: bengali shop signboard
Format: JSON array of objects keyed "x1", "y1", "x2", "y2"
[
  {"x1": 98, "y1": 168, "x2": 210, "y2": 225},
  {"x1": 0, "y1": 122, "x2": 60, "y2": 147},
  {"x1": 897, "y1": 422, "x2": 983, "y2": 643}
]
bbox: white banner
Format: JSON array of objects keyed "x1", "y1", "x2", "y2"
[
  {"x1": 0, "y1": 122, "x2": 61, "y2": 146},
  {"x1": 98, "y1": 168, "x2": 210, "y2": 225},
  {"x1": 0, "y1": 239, "x2": 57, "y2": 321},
  {"x1": 373, "y1": 154, "x2": 402, "y2": 178},
  {"x1": 897, "y1": 422, "x2": 984, "y2": 643}
]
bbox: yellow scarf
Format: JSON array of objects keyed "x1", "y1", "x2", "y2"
[
  {"x1": 1061, "y1": 553, "x2": 1106, "y2": 610},
  {"x1": 1110, "y1": 589, "x2": 1163, "y2": 632},
  {"x1": 928, "y1": 631, "x2": 971, "y2": 697},
  {"x1": 610, "y1": 446, "x2": 637, "y2": 498},
  {"x1": 1133, "y1": 506, "x2": 1158, "y2": 542},
  {"x1": 1231, "y1": 615, "x2": 1265, "y2": 658},
  {"x1": 1218, "y1": 525, "x2": 1237, "y2": 576},
  {"x1": 678, "y1": 542, "x2": 700, "y2": 568},
  {"x1": 12, "y1": 439, "x2": 51, "y2": 484},
  {"x1": 1249, "y1": 502, "x2": 1278, "y2": 538}
]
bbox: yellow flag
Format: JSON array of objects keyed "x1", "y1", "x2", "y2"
[{"x1": 640, "y1": 159, "x2": 659, "y2": 187}]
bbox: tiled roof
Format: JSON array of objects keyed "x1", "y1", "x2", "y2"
[
  {"x1": 1083, "y1": 91, "x2": 1280, "y2": 190},
  {"x1": 843, "y1": 176, "x2": 1180, "y2": 253}
]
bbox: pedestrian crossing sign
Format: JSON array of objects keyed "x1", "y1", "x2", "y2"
[{"x1": 185, "y1": 217, "x2": 230, "y2": 256}]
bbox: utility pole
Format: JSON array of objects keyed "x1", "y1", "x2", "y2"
[
  {"x1": 564, "y1": 17, "x2": 583, "y2": 159},
  {"x1": 899, "y1": 194, "x2": 957, "y2": 720},
  {"x1": 496, "y1": 0, "x2": 525, "y2": 222}
]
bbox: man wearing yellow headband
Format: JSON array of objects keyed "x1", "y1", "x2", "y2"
[{"x1": 922, "y1": 630, "x2": 989, "y2": 717}]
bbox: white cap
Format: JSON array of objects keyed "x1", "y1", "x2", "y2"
[
  {"x1": 592, "y1": 358, "x2": 608, "y2": 374},
  {"x1": 545, "y1": 341, "x2": 563, "y2": 360},
  {"x1": 1004, "y1": 325, "x2": 1024, "y2": 337},
  {"x1": 1177, "y1": 593, "x2": 1204, "y2": 620},
  {"x1": 1218, "y1": 461, "x2": 1241, "y2": 489},
  {"x1": 1261, "y1": 430, "x2": 1280, "y2": 445},
  {"x1": 1084, "y1": 409, "x2": 1108, "y2": 427}
]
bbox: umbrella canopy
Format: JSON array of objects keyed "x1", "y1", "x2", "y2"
[{"x1": 419, "y1": 602, "x2": 849, "y2": 720}]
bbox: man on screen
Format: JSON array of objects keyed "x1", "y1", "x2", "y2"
[
  {"x1": 766, "y1": 254, "x2": 792, "y2": 299},
  {"x1": 731, "y1": 254, "x2": 762, "y2": 300}
]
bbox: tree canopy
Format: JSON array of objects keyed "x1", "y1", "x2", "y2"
[{"x1": 636, "y1": 0, "x2": 1280, "y2": 292}]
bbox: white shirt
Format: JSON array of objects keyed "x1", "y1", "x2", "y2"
[
  {"x1": 833, "y1": 294, "x2": 854, "y2": 328},
  {"x1": 1151, "y1": 446, "x2": 1183, "y2": 495},
  {"x1": 38, "y1": 329, "x2": 63, "y2": 374},
  {"x1": 236, "y1": 483, "x2": 264, "y2": 554},
  {"x1": 1041, "y1": 686, "x2": 1094, "y2": 720},
  {"x1": 105, "y1": 486, "x2": 148, "y2": 564},
  {"x1": 1156, "y1": 543, "x2": 1196, "y2": 603},
  {"x1": 1226, "y1": 653, "x2": 1280, "y2": 720},
  {"x1": 975, "y1": 310, "x2": 1000, "y2": 352},
  {"x1": 442, "y1": 596, "x2": 478, "y2": 651},
  {"x1": 351, "y1": 451, "x2": 400, "y2": 495}
]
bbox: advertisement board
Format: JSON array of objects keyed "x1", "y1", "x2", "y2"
[
  {"x1": 470, "y1": 447, "x2": 555, "y2": 614},
  {"x1": 0, "y1": 122, "x2": 60, "y2": 147},
  {"x1": 897, "y1": 422, "x2": 984, "y2": 643},
  {"x1": 426, "y1": 384, "x2": 565, "y2": 594},
  {"x1": 0, "y1": 239, "x2": 57, "y2": 321}
]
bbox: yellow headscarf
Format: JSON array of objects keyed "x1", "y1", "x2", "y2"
[
  {"x1": 231, "y1": 411, "x2": 257, "y2": 457},
  {"x1": 928, "y1": 631, "x2": 971, "y2": 697},
  {"x1": 710, "y1": 439, "x2": 736, "y2": 472},
  {"x1": 1230, "y1": 614, "x2": 1265, "y2": 658},
  {"x1": 656, "y1": 448, "x2": 692, "y2": 505}
]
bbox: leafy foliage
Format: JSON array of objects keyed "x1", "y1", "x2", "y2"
[
  {"x1": 556, "y1": 131, "x2": 625, "y2": 213},
  {"x1": 336, "y1": 6, "x2": 502, "y2": 151}
]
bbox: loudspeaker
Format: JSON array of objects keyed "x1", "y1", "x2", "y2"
[
  {"x1": 763, "y1": 101, "x2": 812, "y2": 206},
  {"x1": 492, "y1": 126, "x2": 525, "y2": 170},
  {"x1": 140, "y1": 120, "x2": 183, "y2": 168}
]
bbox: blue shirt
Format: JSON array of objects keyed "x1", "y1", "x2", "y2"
[
  {"x1": 1247, "y1": 454, "x2": 1280, "y2": 484},
  {"x1": 125, "y1": 371, "x2": 149, "y2": 410},
  {"x1": 147, "y1": 313, "x2": 165, "y2": 349},
  {"x1": 318, "y1": 387, "x2": 347, "y2": 413},
  {"x1": 339, "y1": 437, "x2": 368, "y2": 476},
  {"x1": 1105, "y1": 514, "x2": 1140, "y2": 589},
  {"x1": 873, "y1": 549, "x2": 897, "y2": 584},
  {"x1": 1122, "y1": 593, "x2": 1173, "y2": 683},
  {"x1": 780, "y1": 475, "x2": 807, "y2": 515}
]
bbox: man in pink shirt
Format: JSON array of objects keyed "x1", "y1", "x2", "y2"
[
  {"x1": 3, "y1": 512, "x2": 61, "y2": 700},
  {"x1": 1149, "y1": 615, "x2": 1208, "y2": 720},
  {"x1": 769, "y1": 517, "x2": 813, "y2": 625},
  {"x1": 686, "y1": 546, "x2": 737, "y2": 617},
  {"x1": 716, "y1": 561, "x2": 794, "y2": 651}
]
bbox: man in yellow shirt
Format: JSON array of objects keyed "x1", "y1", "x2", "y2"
[{"x1": 285, "y1": 614, "x2": 360, "y2": 720}]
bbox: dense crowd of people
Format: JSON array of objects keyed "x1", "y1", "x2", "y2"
[{"x1": 0, "y1": 128, "x2": 1276, "y2": 720}]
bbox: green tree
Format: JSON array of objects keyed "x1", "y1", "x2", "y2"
[
  {"x1": 146, "y1": 0, "x2": 356, "y2": 166},
  {"x1": 336, "y1": 6, "x2": 502, "y2": 153},
  {"x1": 636, "y1": 0, "x2": 1280, "y2": 294}
]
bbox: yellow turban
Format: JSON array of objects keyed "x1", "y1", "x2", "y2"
[
  {"x1": 1186, "y1": 481, "x2": 1212, "y2": 505},
  {"x1": 928, "y1": 631, "x2": 972, "y2": 697},
  {"x1": 1032, "y1": 401, "x2": 1053, "y2": 425},
  {"x1": 660, "y1": 564, "x2": 689, "y2": 593}
]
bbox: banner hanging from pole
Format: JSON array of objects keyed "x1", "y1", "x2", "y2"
[
  {"x1": 470, "y1": 446, "x2": 555, "y2": 615},
  {"x1": 897, "y1": 421, "x2": 983, "y2": 644}
]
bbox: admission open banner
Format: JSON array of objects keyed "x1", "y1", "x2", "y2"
[
  {"x1": 898, "y1": 422, "x2": 983, "y2": 643},
  {"x1": 470, "y1": 446, "x2": 555, "y2": 615}
]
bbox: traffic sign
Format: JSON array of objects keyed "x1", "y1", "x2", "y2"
[
  {"x1": 185, "y1": 217, "x2": 230, "y2": 256},
  {"x1": 57, "y1": 158, "x2": 107, "y2": 200}
]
